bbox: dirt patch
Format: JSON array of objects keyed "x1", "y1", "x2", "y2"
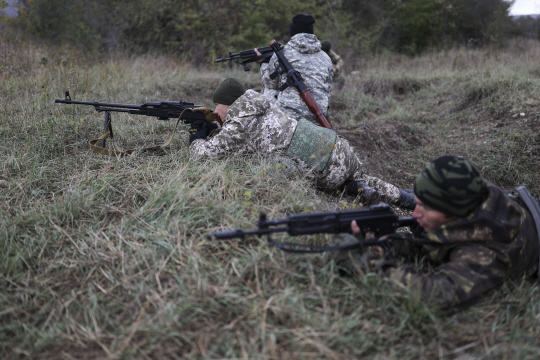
[
  {"x1": 335, "y1": 122, "x2": 427, "y2": 187},
  {"x1": 336, "y1": 122, "x2": 426, "y2": 154},
  {"x1": 362, "y1": 78, "x2": 424, "y2": 96}
]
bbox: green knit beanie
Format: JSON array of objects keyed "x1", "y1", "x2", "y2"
[
  {"x1": 213, "y1": 78, "x2": 246, "y2": 105},
  {"x1": 321, "y1": 40, "x2": 331, "y2": 53},
  {"x1": 414, "y1": 156, "x2": 486, "y2": 217}
]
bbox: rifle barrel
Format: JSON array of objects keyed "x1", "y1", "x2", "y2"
[
  {"x1": 214, "y1": 57, "x2": 235, "y2": 63},
  {"x1": 54, "y1": 99, "x2": 142, "y2": 109},
  {"x1": 209, "y1": 226, "x2": 289, "y2": 240}
]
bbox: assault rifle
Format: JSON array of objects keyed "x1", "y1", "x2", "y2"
[
  {"x1": 267, "y1": 39, "x2": 333, "y2": 129},
  {"x1": 207, "y1": 203, "x2": 416, "y2": 253},
  {"x1": 55, "y1": 91, "x2": 219, "y2": 157},
  {"x1": 214, "y1": 45, "x2": 275, "y2": 71}
]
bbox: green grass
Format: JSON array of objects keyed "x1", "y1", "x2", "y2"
[{"x1": 1, "y1": 33, "x2": 540, "y2": 359}]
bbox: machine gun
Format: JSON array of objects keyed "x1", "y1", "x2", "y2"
[
  {"x1": 207, "y1": 203, "x2": 416, "y2": 253},
  {"x1": 214, "y1": 45, "x2": 275, "y2": 71},
  {"x1": 55, "y1": 91, "x2": 218, "y2": 157}
]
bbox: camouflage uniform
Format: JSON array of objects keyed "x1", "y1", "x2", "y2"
[
  {"x1": 327, "y1": 49, "x2": 345, "y2": 90},
  {"x1": 260, "y1": 33, "x2": 334, "y2": 126},
  {"x1": 336, "y1": 182, "x2": 539, "y2": 310},
  {"x1": 327, "y1": 49, "x2": 344, "y2": 73},
  {"x1": 190, "y1": 90, "x2": 401, "y2": 202}
]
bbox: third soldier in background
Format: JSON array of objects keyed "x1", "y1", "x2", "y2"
[
  {"x1": 321, "y1": 40, "x2": 345, "y2": 90},
  {"x1": 257, "y1": 14, "x2": 333, "y2": 127}
]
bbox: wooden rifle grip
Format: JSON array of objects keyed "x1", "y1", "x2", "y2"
[
  {"x1": 212, "y1": 112, "x2": 223, "y2": 126},
  {"x1": 299, "y1": 89, "x2": 332, "y2": 129}
]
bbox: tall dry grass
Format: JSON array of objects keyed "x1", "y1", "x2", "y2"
[{"x1": 1, "y1": 32, "x2": 539, "y2": 359}]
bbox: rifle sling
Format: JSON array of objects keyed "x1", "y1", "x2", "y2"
[
  {"x1": 88, "y1": 107, "x2": 214, "y2": 157},
  {"x1": 267, "y1": 236, "x2": 388, "y2": 253},
  {"x1": 266, "y1": 233, "x2": 441, "y2": 254}
]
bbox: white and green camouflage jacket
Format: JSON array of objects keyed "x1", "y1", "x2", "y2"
[{"x1": 260, "y1": 33, "x2": 334, "y2": 126}]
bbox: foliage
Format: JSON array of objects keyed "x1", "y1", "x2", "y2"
[
  {"x1": 7, "y1": 0, "x2": 528, "y2": 60},
  {"x1": 511, "y1": 15, "x2": 540, "y2": 39},
  {"x1": 122, "y1": 0, "x2": 335, "y2": 62},
  {"x1": 382, "y1": 0, "x2": 514, "y2": 54}
]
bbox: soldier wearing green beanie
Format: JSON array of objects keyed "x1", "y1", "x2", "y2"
[
  {"x1": 187, "y1": 78, "x2": 245, "y2": 144},
  {"x1": 332, "y1": 155, "x2": 539, "y2": 310},
  {"x1": 212, "y1": 78, "x2": 246, "y2": 106},
  {"x1": 414, "y1": 155, "x2": 486, "y2": 218}
]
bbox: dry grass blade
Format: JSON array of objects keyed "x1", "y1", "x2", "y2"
[{"x1": 1, "y1": 32, "x2": 539, "y2": 359}]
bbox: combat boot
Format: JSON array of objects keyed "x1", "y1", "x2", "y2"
[
  {"x1": 397, "y1": 189, "x2": 416, "y2": 210},
  {"x1": 342, "y1": 181, "x2": 382, "y2": 204}
]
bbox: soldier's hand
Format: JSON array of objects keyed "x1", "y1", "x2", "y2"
[
  {"x1": 350, "y1": 220, "x2": 389, "y2": 257},
  {"x1": 351, "y1": 220, "x2": 361, "y2": 234},
  {"x1": 254, "y1": 48, "x2": 270, "y2": 64}
]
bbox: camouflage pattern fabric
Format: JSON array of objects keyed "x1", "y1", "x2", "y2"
[
  {"x1": 287, "y1": 118, "x2": 336, "y2": 172},
  {"x1": 189, "y1": 90, "x2": 296, "y2": 158},
  {"x1": 328, "y1": 49, "x2": 345, "y2": 90},
  {"x1": 414, "y1": 155, "x2": 485, "y2": 217},
  {"x1": 318, "y1": 136, "x2": 401, "y2": 202},
  {"x1": 328, "y1": 49, "x2": 344, "y2": 73},
  {"x1": 190, "y1": 90, "x2": 402, "y2": 204},
  {"x1": 335, "y1": 182, "x2": 539, "y2": 310},
  {"x1": 261, "y1": 86, "x2": 279, "y2": 105},
  {"x1": 260, "y1": 33, "x2": 334, "y2": 126}
]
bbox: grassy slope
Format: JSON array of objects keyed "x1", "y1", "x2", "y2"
[{"x1": 1, "y1": 35, "x2": 539, "y2": 359}]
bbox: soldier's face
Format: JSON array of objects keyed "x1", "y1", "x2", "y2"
[
  {"x1": 214, "y1": 104, "x2": 230, "y2": 122},
  {"x1": 412, "y1": 195, "x2": 458, "y2": 232}
]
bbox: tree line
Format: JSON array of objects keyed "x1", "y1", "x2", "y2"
[{"x1": 5, "y1": 0, "x2": 539, "y2": 63}]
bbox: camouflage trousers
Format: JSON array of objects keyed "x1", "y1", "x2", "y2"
[{"x1": 317, "y1": 136, "x2": 402, "y2": 203}]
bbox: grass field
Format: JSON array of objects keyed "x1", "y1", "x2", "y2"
[{"x1": 1, "y1": 32, "x2": 539, "y2": 359}]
